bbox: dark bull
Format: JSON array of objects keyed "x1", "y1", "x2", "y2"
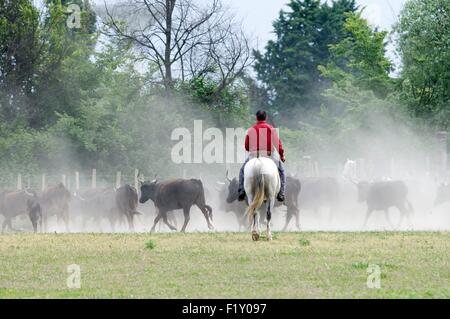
[
  {"x1": 115, "y1": 184, "x2": 141, "y2": 232},
  {"x1": 72, "y1": 187, "x2": 124, "y2": 231},
  {"x1": 140, "y1": 178, "x2": 213, "y2": 232},
  {"x1": 39, "y1": 183, "x2": 71, "y2": 232},
  {"x1": 356, "y1": 180, "x2": 414, "y2": 228}
]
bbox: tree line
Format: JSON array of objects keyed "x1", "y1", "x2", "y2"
[{"x1": 0, "y1": 0, "x2": 448, "y2": 178}]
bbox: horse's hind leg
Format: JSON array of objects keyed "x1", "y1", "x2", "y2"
[
  {"x1": 247, "y1": 195, "x2": 259, "y2": 241},
  {"x1": 252, "y1": 213, "x2": 259, "y2": 241},
  {"x1": 266, "y1": 201, "x2": 273, "y2": 241}
]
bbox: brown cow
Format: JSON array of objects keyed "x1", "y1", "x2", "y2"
[
  {"x1": 0, "y1": 189, "x2": 42, "y2": 233},
  {"x1": 40, "y1": 183, "x2": 71, "y2": 232},
  {"x1": 115, "y1": 184, "x2": 141, "y2": 232}
]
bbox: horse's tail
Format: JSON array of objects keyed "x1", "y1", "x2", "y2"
[{"x1": 246, "y1": 173, "x2": 266, "y2": 224}]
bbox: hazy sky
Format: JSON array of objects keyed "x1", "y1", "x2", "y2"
[
  {"x1": 94, "y1": 0, "x2": 407, "y2": 70},
  {"x1": 215, "y1": 0, "x2": 407, "y2": 50},
  {"x1": 95, "y1": 0, "x2": 408, "y2": 49}
]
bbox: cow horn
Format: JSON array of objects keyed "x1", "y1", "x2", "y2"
[
  {"x1": 24, "y1": 189, "x2": 34, "y2": 196},
  {"x1": 226, "y1": 170, "x2": 232, "y2": 183}
]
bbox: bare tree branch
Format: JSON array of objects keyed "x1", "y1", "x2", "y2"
[{"x1": 100, "y1": 0, "x2": 253, "y2": 93}]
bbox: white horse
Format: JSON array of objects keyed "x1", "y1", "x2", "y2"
[{"x1": 244, "y1": 156, "x2": 281, "y2": 241}]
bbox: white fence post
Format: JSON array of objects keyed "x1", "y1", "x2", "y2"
[
  {"x1": 17, "y1": 174, "x2": 22, "y2": 190},
  {"x1": 62, "y1": 174, "x2": 66, "y2": 187},
  {"x1": 41, "y1": 174, "x2": 46, "y2": 191},
  {"x1": 75, "y1": 171, "x2": 80, "y2": 190},
  {"x1": 314, "y1": 161, "x2": 320, "y2": 177},
  {"x1": 116, "y1": 171, "x2": 121, "y2": 188},
  {"x1": 134, "y1": 169, "x2": 139, "y2": 190},
  {"x1": 27, "y1": 177, "x2": 31, "y2": 189},
  {"x1": 91, "y1": 169, "x2": 96, "y2": 189}
]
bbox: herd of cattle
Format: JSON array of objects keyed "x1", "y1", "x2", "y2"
[{"x1": 0, "y1": 172, "x2": 449, "y2": 233}]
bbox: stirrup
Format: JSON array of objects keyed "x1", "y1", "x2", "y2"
[
  {"x1": 238, "y1": 190, "x2": 246, "y2": 201},
  {"x1": 277, "y1": 192, "x2": 285, "y2": 202}
]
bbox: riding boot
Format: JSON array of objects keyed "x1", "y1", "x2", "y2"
[{"x1": 277, "y1": 162, "x2": 286, "y2": 202}]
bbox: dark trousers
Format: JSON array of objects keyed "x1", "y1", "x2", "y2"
[{"x1": 238, "y1": 158, "x2": 285, "y2": 194}]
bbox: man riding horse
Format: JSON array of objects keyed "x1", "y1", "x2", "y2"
[{"x1": 238, "y1": 110, "x2": 286, "y2": 202}]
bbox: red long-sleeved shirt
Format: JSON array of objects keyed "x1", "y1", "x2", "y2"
[{"x1": 244, "y1": 120, "x2": 285, "y2": 161}]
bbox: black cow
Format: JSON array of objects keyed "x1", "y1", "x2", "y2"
[
  {"x1": 0, "y1": 189, "x2": 42, "y2": 233},
  {"x1": 216, "y1": 181, "x2": 247, "y2": 230},
  {"x1": 116, "y1": 184, "x2": 141, "y2": 232},
  {"x1": 282, "y1": 176, "x2": 301, "y2": 231},
  {"x1": 39, "y1": 183, "x2": 71, "y2": 232},
  {"x1": 139, "y1": 179, "x2": 213, "y2": 232},
  {"x1": 298, "y1": 177, "x2": 339, "y2": 220},
  {"x1": 357, "y1": 180, "x2": 413, "y2": 228},
  {"x1": 71, "y1": 187, "x2": 124, "y2": 231},
  {"x1": 434, "y1": 183, "x2": 450, "y2": 206},
  {"x1": 223, "y1": 173, "x2": 301, "y2": 231}
]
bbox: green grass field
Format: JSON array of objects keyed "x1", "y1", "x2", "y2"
[{"x1": 0, "y1": 232, "x2": 449, "y2": 298}]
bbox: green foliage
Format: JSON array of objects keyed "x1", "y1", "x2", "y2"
[
  {"x1": 395, "y1": 0, "x2": 450, "y2": 129},
  {"x1": 0, "y1": 0, "x2": 447, "y2": 179},
  {"x1": 320, "y1": 11, "x2": 393, "y2": 98},
  {"x1": 254, "y1": 0, "x2": 357, "y2": 124},
  {"x1": 0, "y1": 0, "x2": 41, "y2": 124},
  {"x1": 299, "y1": 238, "x2": 311, "y2": 246},
  {"x1": 177, "y1": 76, "x2": 251, "y2": 128},
  {"x1": 0, "y1": 0, "x2": 98, "y2": 128},
  {"x1": 145, "y1": 240, "x2": 156, "y2": 250}
]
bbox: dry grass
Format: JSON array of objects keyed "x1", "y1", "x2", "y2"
[{"x1": 0, "y1": 232, "x2": 449, "y2": 298}]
